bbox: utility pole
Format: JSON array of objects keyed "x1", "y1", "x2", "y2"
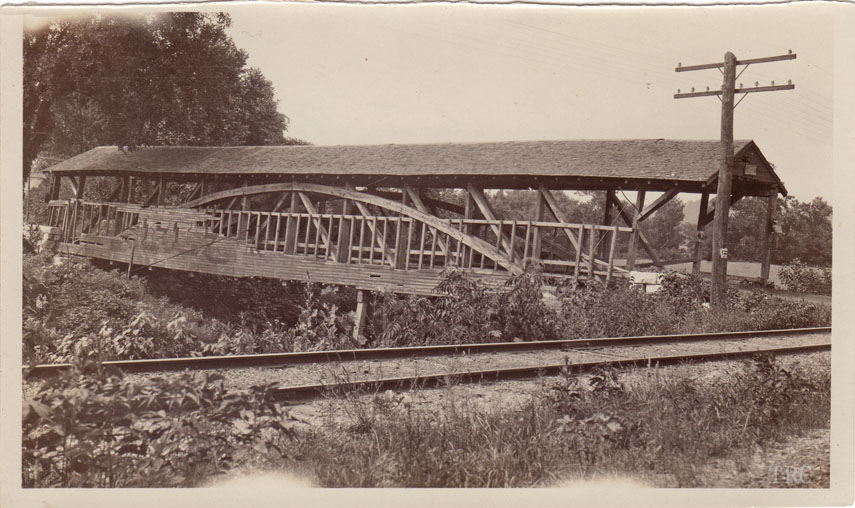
[{"x1": 674, "y1": 50, "x2": 796, "y2": 309}]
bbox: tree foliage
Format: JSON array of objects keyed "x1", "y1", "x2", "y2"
[
  {"x1": 705, "y1": 195, "x2": 832, "y2": 267},
  {"x1": 23, "y1": 12, "x2": 303, "y2": 181},
  {"x1": 638, "y1": 197, "x2": 685, "y2": 256}
]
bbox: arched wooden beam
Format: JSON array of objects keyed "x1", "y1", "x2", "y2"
[
  {"x1": 367, "y1": 190, "x2": 465, "y2": 216},
  {"x1": 182, "y1": 182, "x2": 523, "y2": 274},
  {"x1": 187, "y1": 186, "x2": 466, "y2": 217}
]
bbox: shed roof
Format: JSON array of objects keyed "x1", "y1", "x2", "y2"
[{"x1": 44, "y1": 139, "x2": 785, "y2": 194}]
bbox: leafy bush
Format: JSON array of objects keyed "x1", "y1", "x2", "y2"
[
  {"x1": 557, "y1": 279, "x2": 677, "y2": 338},
  {"x1": 369, "y1": 273, "x2": 497, "y2": 346},
  {"x1": 23, "y1": 254, "x2": 152, "y2": 364},
  {"x1": 368, "y1": 265, "x2": 558, "y2": 346},
  {"x1": 23, "y1": 356, "x2": 295, "y2": 488},
  {"x1": 778, "y1": 259, "x2": 832, "y2": 295},
  {"x1": 23, "y1": 253, "x2": 360, "y2": 362},
  {"x1": 496, "y1": 264, "x2": 560, "y2": 340},
  {"x1": 27, "y1": 255, "x2": 146, "y2": 338},
  {"x1": 277, "y1": 283, "x2": 358, "y2": 351},
  {"x1": 24, "y1": 251, "x2": 831, "y2": 366}
]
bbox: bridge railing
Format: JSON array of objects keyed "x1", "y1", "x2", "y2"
[
  {"x1": 205, "y1": 209, "x2": 633, "y2": 281},
  {"x1": 47, "y1": 200, "x2": 143, "y2": 243},
  {"x1": 45, "y1": 200, "x2": 634, "y2": 281}
]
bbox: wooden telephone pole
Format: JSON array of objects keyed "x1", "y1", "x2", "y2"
[{"x1": 674, "y1": 51, "x2": 796, "y2": 309}]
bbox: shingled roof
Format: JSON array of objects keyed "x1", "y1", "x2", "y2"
[{"x1": 44, "y1": 139, "x2": 785, "y2": 194}]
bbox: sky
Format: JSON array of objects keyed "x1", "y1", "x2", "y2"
[{"x1": 225, "y1": 3, "x2": 834, "y2": 202}]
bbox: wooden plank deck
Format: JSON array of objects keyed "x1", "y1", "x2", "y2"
[{"x1": 62, "y1": 232, "x2": 514, "y2": 295}]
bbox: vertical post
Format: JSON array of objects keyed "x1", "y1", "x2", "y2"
[
  {"x1": 313, "y1": 214, "x2": 322, "y2": 257},
  {"x1": 606, "y1": 224, "x2": 618, "y2": 283},
  {"x1": 711, "y1": 51, "x2": 737, "y2": 309},
  {"x1": 380, "y1": 218, "x2": 388, "y2": 266},
  {"x1": 353, "y1": 290, "x2": 370, "y2": 343},
  {"x1": 759, "y1": 190, "x2": 777, "y2": 283},
  {"x1": 370, "y1": 217, "x2": 378, "y2": 265},
  {"x1": 463, "y1": 191, "x2": 475, "y2": 267},
  {"x1": 240, "y1": 181, "x2": 249, "y2": 242},
  {"x1": 418, "y1": 222, "x2": 426, "y2": 269},
  {"x1": 626, "y1": 191, "x2": 646, "y2": 271},
  {"x1": 693, "y1": 191, "x2": 710, "y2": 277},
  {"x1": 284, "y1": 192, "x2": 299, "y2": 254},
  {"x1": 587, "y1": 225, "x2": 595, "y2": 280},
  {"x1": 70, "y1": 195, "x2": 80, "y2": 240},
  {"x1": 337, "y1": 198, "x2": 352, "y2": 263},
  {"x1": 599, "y1": 191, "x2": 613, "y2": 259},
  {"x1": 358, "y1": 217, "x2": 367, "y2": 264},
  {"x1": 126, "y1": 176, "x2": 134, "y2": 203},
  {"x1": 395, "y1": 190, "x2": 409, "y2": 269},
  {"x1": 127, "y1": 239, "x2": 136, "y2": 279},
  {"x1": 533, "y1": 191, "x2": 545, "y2": 260},
  {"x1": 573, "y1": 224, "x2": 583, "y2": 284},
  {"x1": 508, "y1": 221, "x2": 517, "y2": 263},
  {"x1": 48, "y1": 174, "x2": 61, "y2": 201},
  {"x1": 74, "y1": 176, "x2": 86, "y2": 236},
  {"x1": 76, "y1": 176, "x2": 86, "y2": 200},
  {"x1": 326, "y1": 214, "x2": 334, "y2": 260},
  {"x1": 156, "y1": 177, "x2": 164, "y2": 207}
]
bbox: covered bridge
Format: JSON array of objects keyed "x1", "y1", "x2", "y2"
[{"x1": 41, "y1": 139, "x2": 785, "y2": 297}]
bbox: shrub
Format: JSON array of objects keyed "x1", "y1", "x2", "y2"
[
  {"x1": 24, "y1": 250, "x2": 831, "y2": 365},
  {"x1": 497, "y1": 264, "x2": 560, "y2": 340},
  {"x1": 278, "y1": 283, "x2": 358, "y2": 351},
  {"x1": 368, "y1": 265, "x2": 558, "y2": 346},
  {"x1": 23, "y1": 254, "x2": 148, "y2": 364},
  {"x1": 369, "y1": 272, "x2": 498, "y2": 346},
  {"x1": 557, "y1": 279, "x2": 678, "y2": 338},
  {"x1": 23, "y1": 355, "x2": 295, "y2": 487},
  {"x1": 778, "y1": 259, "x2": 832, "y2": 295}
]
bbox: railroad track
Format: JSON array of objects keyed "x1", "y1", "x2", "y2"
[
  {"x1": 25, "y1": 328, "x2": 831, "y2": 403},
  {"x1": 273, "y1": 342, "x2": 830, "y2": 402}
]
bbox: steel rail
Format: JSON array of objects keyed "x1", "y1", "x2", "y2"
[
  {"x1": 271, "y1": 342, "x2": 831, "y2": 402},
  {"x1": 24, "y1": 327, "x2": 831, "y2": 379}
]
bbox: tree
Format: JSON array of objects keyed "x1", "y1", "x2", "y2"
[
  {"x1": 775, "y1": 196, "x2": 832, "y2": 266},
  {"x1": 726, "y1": 197, "x2": 768, "y2": 261},
  {"x1": 698, "y1": 195, "x2": 832, "y2": 267},
  {"x1": 638, "y1": 197, "x2": 685, "y2": 257},
  {"x1": 23, "y1": 12, "x2": 302, "y2": 181}
]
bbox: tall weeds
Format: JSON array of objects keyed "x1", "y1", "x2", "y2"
[
  {"x1": 299, "y1": 355, "x2": 830, "y2": 487},
  {"x1": 24, "y1": 253, "x2": 831, "y2": 363}
]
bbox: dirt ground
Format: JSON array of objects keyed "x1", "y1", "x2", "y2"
[{"x1": 680, "y1": 427, "x2": 830, "y2": 488}]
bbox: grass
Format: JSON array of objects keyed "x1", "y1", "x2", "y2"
[
  {"x1": 275, "y1": 354, "x2": 831, "y2": 488},
  {"x1": 23, "y1": 343, "x2": 830, "y2": 488},
  {"x1": 667, "y1": 260, "x2": 783, "y2": 284}
]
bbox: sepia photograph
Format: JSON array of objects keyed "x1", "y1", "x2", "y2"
[{"x1": 1, "y1": 1, "x2": 852, "y2": 506}]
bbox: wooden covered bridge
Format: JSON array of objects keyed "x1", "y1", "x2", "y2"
[{"x1": 42, "y1": 139, "x2": 785, "y2": 300}]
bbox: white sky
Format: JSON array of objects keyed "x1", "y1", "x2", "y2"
[{"x1": 226, "y1": 3, "x2": 833, "y2": 202}]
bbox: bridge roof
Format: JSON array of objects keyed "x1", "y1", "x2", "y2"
[{"x1": 44, "y1": 139, "x2": 785, "y2": 195}]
